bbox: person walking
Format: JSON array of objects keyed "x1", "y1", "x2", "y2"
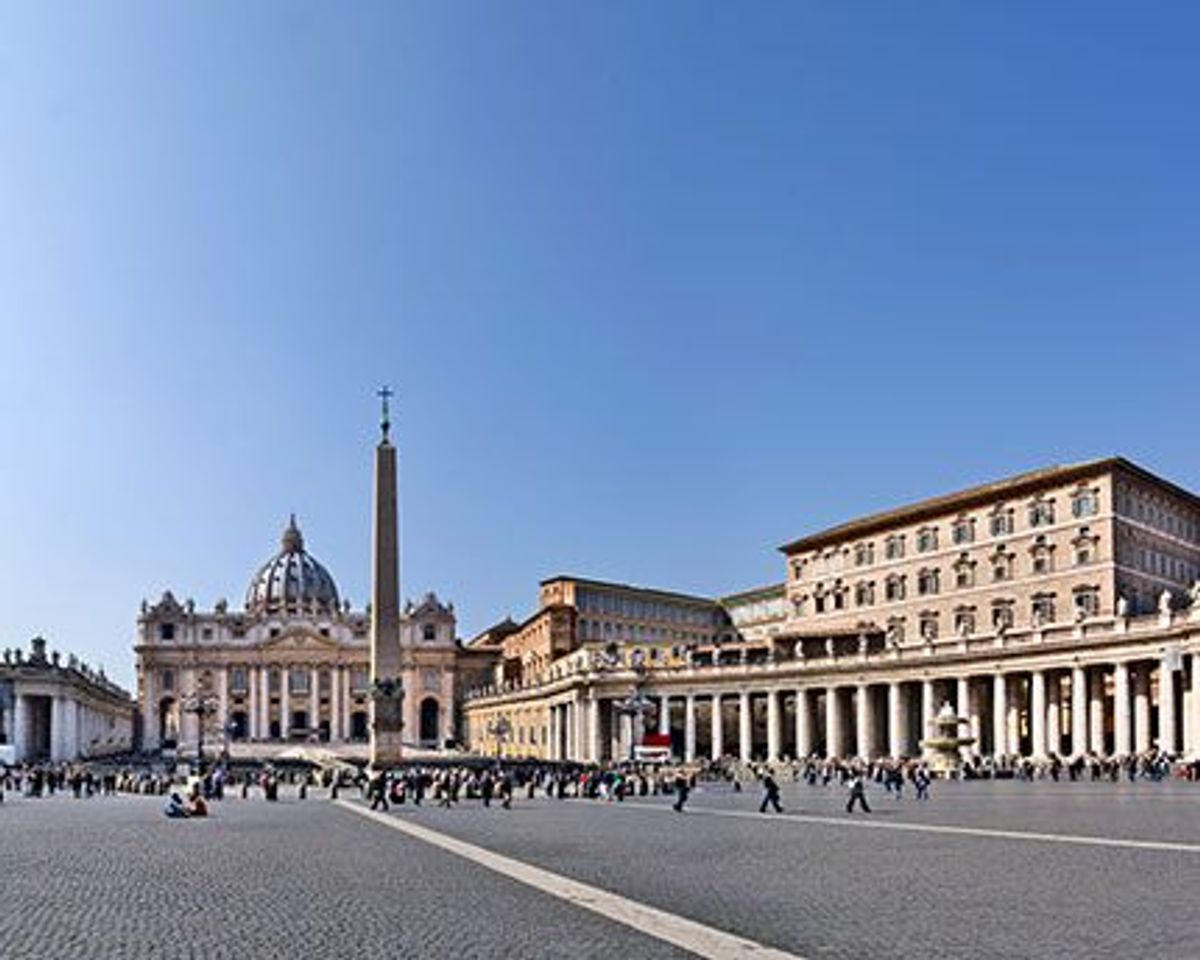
[
  {"x1": 368, "y1": 770, "x2": 389, "y2": 812},
  {"x1": 845, "y1": 770, "x2": 871, "y2": 814},
  {"x1": 671, "y1": 772, "x2": 690, "y2": 813},
  {"x1": 913, "y1": 767, "x2": 931, "y2": 802},
  {"x1": 759, "y1": 773, "x2": 784, "y2": 814}
]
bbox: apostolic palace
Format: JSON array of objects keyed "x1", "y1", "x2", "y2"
[{"x1": 461, "y1": 457, "x2": 1200, "y2": 767}]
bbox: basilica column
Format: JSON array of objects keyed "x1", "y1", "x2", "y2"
[
  {"x1": 658, "y1": 695, "x2": 671, "y2": 736},
  {"x1": 855, "y1": 684, "x2": 873, "y2": 759},
  {"x1": 329, "y1": 666, "x2": 341, "y2": 742},
  {"x1": 1089, "y1": 668, "x2": 1106, "y2": 755},
  {"x1": 887, "y1": 682, "x2": 904, "y2": 758},
  {"x1": 826, "y1": 688, "x2": 844, "y2": 759},
  {"x1": 1071, "y1": 666, "x2": 1087, "y2": 756},
  {"x1": 1133, "y1": 666, "x2": 1151, "y2": 753},
  {"x1": 260, "y1": 667, "x2": 271, "y2": 740},
  {"x1": 309, "y1": 666, "x2": 320, "y2": 735},
  {"x1": 1030, "y1": 670, "x2": 1047, "y2": 758},
  {"x1": 1114, "y1": 662, "x2": 1131, "y2": 755},
  {"x1": 1159, "y1": 656, "x2": 1177, "y2": 754},
  {"x1": 766, "y1": 690, "x2": 781, "y2": 762},
  {"x1": 710, "y1": 693, "x2": 724, "y2": 760},
  {"x1": 1046, "y1": 673, "x2": 1061, "y2": 756},
  {"x1": 795, "y1": 688, "x2": 812, "y2": 758},
  {"x1": 684, "y1": 694, "x2": 697, "y2": 763},
  {"x1": 280, "y1": 667, "x2": 291, "y2": 740},
  {"x1": 992, "y1": 673, "x2": 1008, "y2": 758},
  {"x1": 1188, "y1": 655, "x2": 1200, "y2": 758},
  {"x1": 217, "y1": 668, "x2": 229, "y2": 743},
  {"x1": 956, "y1": 677, "x2": 972, "y2": 759}
]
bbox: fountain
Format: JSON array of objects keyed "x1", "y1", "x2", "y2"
[{"x1": 920, "y1": 701, "x2": 976, "y2": 778}]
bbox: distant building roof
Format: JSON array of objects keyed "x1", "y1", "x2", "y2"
[{"x1": 539, "y1": 574, "x2": 718, "y2": 607}]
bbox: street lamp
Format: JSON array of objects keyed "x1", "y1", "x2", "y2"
[
  {"x1": 487, "y1": 716, "x2": 512, "y2": 759},
  {"x1": 179, "y1": 690, "x2": 220, "y2": 770}
]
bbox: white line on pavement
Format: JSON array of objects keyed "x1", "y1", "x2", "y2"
[
  {"x1": 335, "y1": 800, "x2": 805, "y2": 960},
  {"x1": 620, "y1": 801, "x2": 1200, "y2": 854}
]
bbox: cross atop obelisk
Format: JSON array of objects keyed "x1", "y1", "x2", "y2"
[
  {"x1": 369, "y1": 385, "x2": 404, "y2": 767},
  {"x1": 377, "y1": 385, "x2": 393, "y2": 440}
]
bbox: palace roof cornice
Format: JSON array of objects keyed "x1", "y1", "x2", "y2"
[
  {"x1": 539, "y1": 574, "x2": 718, "y2": 607},
  {"x1": 778, "y1": 457, "x2": 1200, "y2": 556}
]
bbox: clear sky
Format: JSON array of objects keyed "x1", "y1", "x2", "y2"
[{"x1": 1, "y1": 3, "x2": 1198, "y2": 688}]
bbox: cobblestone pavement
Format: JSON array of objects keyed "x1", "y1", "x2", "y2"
[
  {"x1": 4, "y1": 780, "x2": 1200, "y2": 960},
  {"x1": 361, "y1": 779, "x2": 1200, "y2": 959},
  {"x1": 0, "y1": 793, "x2": 691, "y2": 960}
]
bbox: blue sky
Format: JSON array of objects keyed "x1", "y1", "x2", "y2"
[{"x1": 1, "y1": 3, "x2": 1198, "y2": 687}]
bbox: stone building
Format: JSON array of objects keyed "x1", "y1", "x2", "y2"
[
  {"x1": 462, "y1": 457, "x2": 1200, "y2": 764},
  {"x1": 134, "y1": 515, "x2": 464, "y2": 758},
  {"x1": 0, "y1": 637, "x2": 134, "y2": 764}
]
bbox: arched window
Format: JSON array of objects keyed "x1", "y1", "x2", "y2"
[{"x1": 419, "y1": 698, "x2": 440, "y2": 745}]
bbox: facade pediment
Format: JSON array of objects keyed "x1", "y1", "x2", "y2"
[{"x1": 258, "y1": 628, "x2": 343, "y2": 652}]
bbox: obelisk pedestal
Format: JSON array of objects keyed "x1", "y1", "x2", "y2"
[{"x1": 370, "y1": 390, "x2": 405, "y2": 767}]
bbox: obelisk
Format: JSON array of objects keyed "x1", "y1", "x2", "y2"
[{"x1": 369, "y1": 386, "x2": 405, "y2": 767}]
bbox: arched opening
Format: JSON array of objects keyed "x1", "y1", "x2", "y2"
[
  {"x1": 350, "y1": 711, "x2": 368, "y2": 741},
  {"x1": 230, "y1": 711, "x2": 248, "y2": 740},
  {"x1": 419, "y1": 697, "x2": 440, "y2": 746},
  {"x1": 158, "y1": 697, "x2": 178, "y2": 749}
]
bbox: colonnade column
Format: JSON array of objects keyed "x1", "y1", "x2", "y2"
[
  {"x1": 921, "y1": 680, "x2": 934, "y2": 745},
  {"x1": 738, "y1": 691, "x2": 751, "y2": 762},
  {"x1": 1071, "y1": 666, "x2": 1088, "y2": 756},
  {"x1": 887, "y1": 682, "x2": 904, "y2": 758},
  {"x1": 1159, "y1": 656, "x2": 1177, "y2": 754},
  {"x1": 217, "y1": 668, "x2": 229, "y2": 741},
  {"x1": 1114, "y1": 662, "x2": 1131, "y2": 755},
  {"x1": 1030, "y1": 671, "x2": 1047, "y2": 758},
  {"x1": 1133, "y1": 667, "x2": 1151, "y2": 753},
  {"x1": 855, "y1": 684, "x2": 872, "y2": 760},
  {"x1": 330, "y1": 666, "x2": 341, "y2": 742},
  {"x1": 658, "y1": 696, "x2": 671, "y2": 737},
  {"x1": 711, "y1": 694, "x2": 724, "y2": 760},
  {"x1": 766, "y1": 690, "x2": 780, "y2": 762},
  {"x1": 260, "y1": 666, "x2": 271, "y2": 740},
  {"x1": 587, "y1": 697, "x2": 600, "y2": 764},
  {"x1": 684, "y1": 694, "x2": 697, "y2": 763},
  {"x1": 1189, "y1": 655, "x2": 1200, "y2": 758},
  {"x1": 992, "y1": 673, "x2": 1008, "y2": 758},
  {"x1": 1046, "y1": 673, "x2": 1061, "y2": 756},
  {"x1": 795, "y1": 689, "x2": 812, "y2": 759},
  {"x1": 826, "y1": 688, "x2": 843, "y2": 759},
  {"x1": 1089, "y1": 669, "x2": 1106, "y2": 755},
  {"x1": 956, "y1": 677, "x2": 972, "y2": 758}
]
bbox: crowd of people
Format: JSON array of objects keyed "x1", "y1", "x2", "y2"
[{"x1": 4, "y1": 746, "x2": 1200, "y2": 819}]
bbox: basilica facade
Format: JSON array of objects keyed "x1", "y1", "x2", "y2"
[{"x1": 134, "y1": 516, "x2": 462, "y2": 758}]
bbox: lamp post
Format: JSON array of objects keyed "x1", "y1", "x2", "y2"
[
  {"x1": 180, "y1": 690, "x2": 219, "y2": 770},
  {"x1": 614, "y1": 649, "x2": 652, "y2": 763},
  {"x1": 487, "y1": 716, "x2": 512, "y2": 759}
]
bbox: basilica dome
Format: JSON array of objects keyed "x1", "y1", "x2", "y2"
[{"x1": 245, "y1": 516, "x2": 340, "y2": 617}]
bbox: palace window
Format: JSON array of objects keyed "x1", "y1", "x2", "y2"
[
  {"x1": 952, "y1": 517, "x2": 975, "y2": 546},
  {"x1": 832, "y1": 584, "x2": 847, "y2": 611},
  {"x1": 917, "y1": 568, "x2": 940, "y2": 596},
  {"x1": 161, "y1": 669, "x2": 175, "y2": 692},
  {"x1": 1072, "y1": 489, "x2": 1099, "y2": 519},
  {"x1": 1029, "y1": 498, "x2": 1056, "y2": 528},
  {"x1": 991, "y1": 550, "x2": 1014, "y2": 582},
  {"x1": 1074, "y1": 587, "x2": 1100, "y2": 619},
  {"x1": 989, "y1": 507, "x2": 1014, "y2": 538},
  {"x1": 953, "y1": 606, "x2": 976, "y2": 636},
  {"x1": 791, "y1": 596, "x2": 806, "y2": 617},
  {"x1": 268, "y1": 669, "x2": 281, "y2": 693},
  {"x1": 201, "y1": 627, "x2": 213, "y2": 641},
  {"x1": 884, "y1": 574, "x2": 906, "y2": 602},
  {"x1": 423, "y1": 623, "x2": 437, "y2": 642},
  {"x1": 885, "y1": 535, "x2": 906, "y2": 560},
  {"x1": 854, "y1": 543, "x2": 874, "y2": 567},
  {"x1": 854, "y1": 581, "x2": 875, "y2": 607},
  {"x1": 917, "y1": 527, "x2": 939, "y2": 553},
  {"x1": 791, "y1": 559, "x2": 804, "y2": 580},
  {"x1": 886, "y1": 617, "x2": 906, "y2": 644},
  {"x1": 813, "y1": 589, "x2": 826, "y2": 614},
  {"x1": 919, "y1": 612, "x2": 939, "y2": 641},
  {"x1": 1073, "y1": 527, "x2": 1099, "y2": 566},
  {"x1": 159, "y1": 624, "x2": 175, "y2": 641},
  {"x1": 1030, "y1": 536, "x2": 1054, "y2": 575},
  {"x1": 1031, "y1": 593, "x2": 1056, "y2": 625},
  {"x1": 991, "y1": 600, "x2": 1015, "y2": 630},
  {"x1": 953, "y1": 553, "x2": 976, "y2": 589}
]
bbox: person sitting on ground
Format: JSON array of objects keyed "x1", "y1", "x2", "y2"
[{"x1": 164, "y1": 792, "x2": 189, "y2": 818}]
